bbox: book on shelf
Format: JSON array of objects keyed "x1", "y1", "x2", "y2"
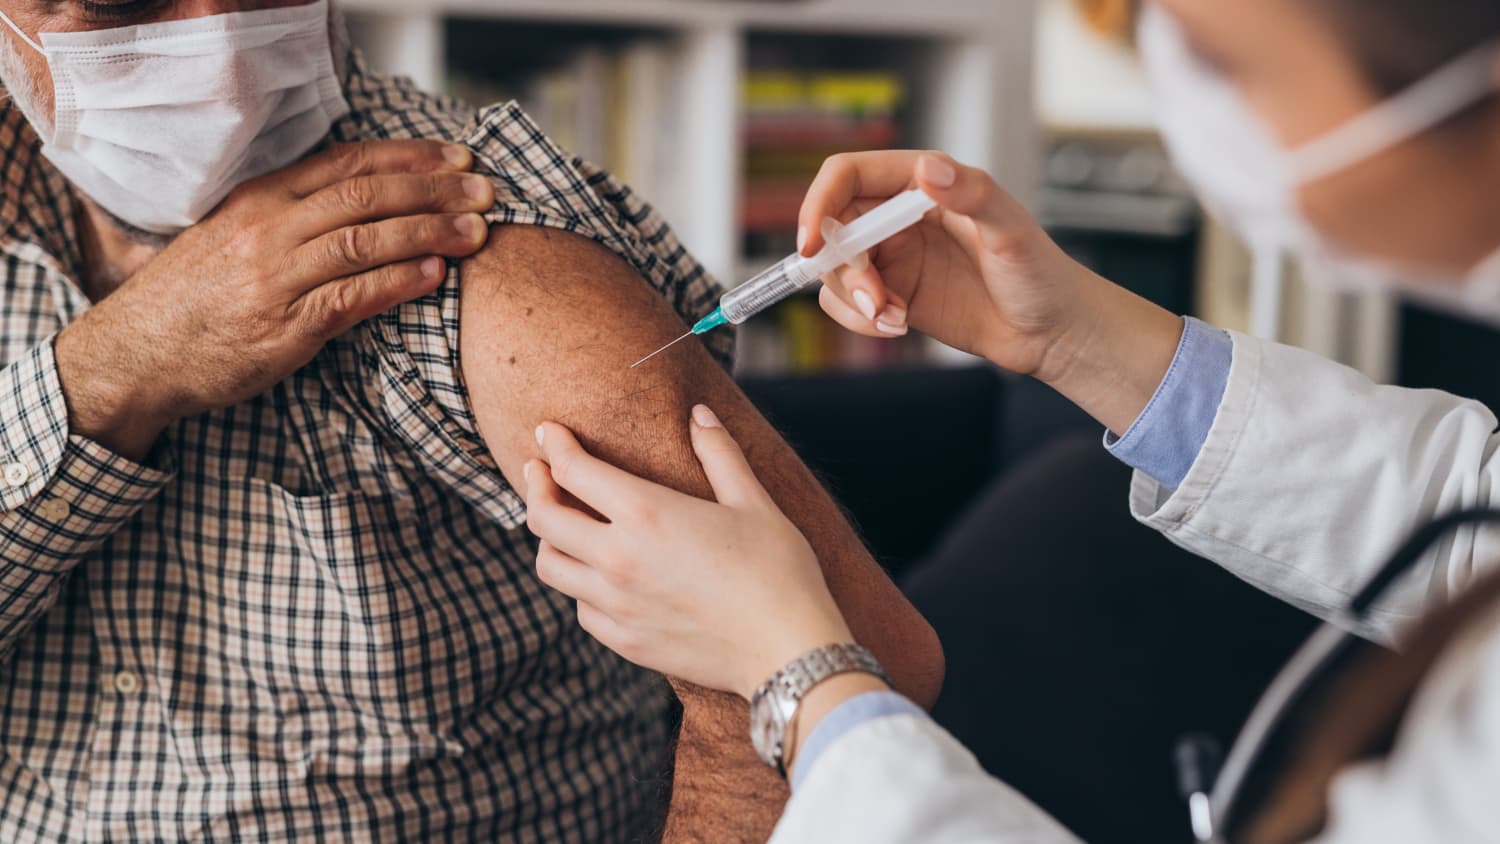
[
  {"x1": 742, "y1": 70, "x2": 907, "y2": 257},
  {"x1": 445, "y1": 39, "x2": 683, "y2": 224}
]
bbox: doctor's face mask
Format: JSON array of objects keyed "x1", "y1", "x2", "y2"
[
  {"x1": 1138, "y1": 3, "x2": 1500, "y2": 314},
  {"x1": 0, "y1": 0, "x2": 349, "y2": 236}
]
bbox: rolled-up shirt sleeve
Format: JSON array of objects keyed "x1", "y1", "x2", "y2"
[
  {"x1": 0, "y1": 339, "x2": 172, "y2": 658},
  {"x1": 1105, "y1": 316, "x2": 1233, "y2": 490}
]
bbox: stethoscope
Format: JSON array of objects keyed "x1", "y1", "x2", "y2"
[{"x1": 1173, "y1": 508, "x2": 1500, "y2": 843}]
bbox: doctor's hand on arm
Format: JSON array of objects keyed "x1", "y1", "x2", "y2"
[
  {"x1": 52, "y1": 139, "x2": 493, "y2": 460},
  {"x1": 802, "y1": 150, "x2": 1186, "y2": 437},
  {"x1": 525, "y1": 408, "x2": 891, "y2": 774}
]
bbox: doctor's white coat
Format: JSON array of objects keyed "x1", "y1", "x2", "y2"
[{"x1": 771, "y1": 331, "x2": 1500, "y2": 843}]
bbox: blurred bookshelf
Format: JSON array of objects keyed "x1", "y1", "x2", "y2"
[{"x1": 343, "y1": 0, "x2": 1039, "y2": 375}]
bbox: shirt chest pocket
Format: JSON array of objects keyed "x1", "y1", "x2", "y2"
[{"x1": 166, "y1": 475, "x2": 512, "y2": 775}]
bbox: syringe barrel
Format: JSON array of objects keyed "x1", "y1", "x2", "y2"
[
  {"x1": 715, "y1": 190, "x2": 937, "y2": 327},
  {"x1": 833, "y1": 190, "x2": 937, "y2": 257},
  {"x1": 718, "y1": 255, "x2": 820, "y2": 325}
]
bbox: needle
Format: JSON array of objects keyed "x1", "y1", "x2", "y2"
[{"x1": 631, "y1": 331, "x2": 694, "y2": 369}]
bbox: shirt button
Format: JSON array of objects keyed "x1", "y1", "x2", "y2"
[
  {"x1": 37, "y1": 497, "x2": 70, "y2": 521},
  {"x1": 3, "y1": 462, "x2": 29, "y2": 486},
  {"x1": 113, "y1": 671, "x2": 141, "y2": 695}
]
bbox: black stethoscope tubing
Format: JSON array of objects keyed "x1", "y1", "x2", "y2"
[{"x1": 1187, "y1": 508, "x2": 1500, "y2": 843}]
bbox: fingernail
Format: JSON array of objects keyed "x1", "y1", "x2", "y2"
[
  {"x1": 878, "y1": 304, "x2": 907, "y2": 325},
  {"x1": 455, "y1": 214, "x2": 484, "y2": 240},
  {"x1": 463, "y1": 174, "x2": 490, "y2": 201},
  {"x1": 876, "y1": 320, "x2": 909, "y2": 336},
  {"x1": 692, "y1": 405, "x2": 722, "y2": 429},
  {"x1": 921, "y1": 155, "x2": 957, "y2": 189},
  {"x1": 444, "y1": 144, "x2": 471, "y2": 167},
  {"x1": 852, "y1": 289, "x2": 878, "y2": 321},
  {"x1": 797, "y1": 226, "x2": 809, "y2": 254},
  {"x1": 535, "y1": 425, "x2": 545, "y2": 446},
  {"x1": 421, "y1": 256, "x2": 443, "y2": 281},
  {"x1": 848, "y1": 251, "x2": 870, "y2": 272},
  {"x1": 523, "y1": 462, "x2": 532, "y2": 482}
]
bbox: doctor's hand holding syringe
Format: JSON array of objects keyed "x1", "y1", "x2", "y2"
[{"x1": 799, "y1": 150, "x2": 1184, "y2": 438}]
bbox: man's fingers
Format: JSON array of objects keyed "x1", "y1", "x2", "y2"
[
  {"x1": 296, "y1": 171, "x2": 495, "y2": 237},
  {"x1": 534, "y1": 541, "x2": 611, "y2": 608},
  {"x1": 292, "y1": 256, "x2": 446, "y2": 339},
  {"x1": 522, "y1": 458, "x2": 611, "y2": 562},
  {"x1": 287, "y1": 212, "x2": 488, "y2": 291},
  {"x1": 277, "y1": 139, "x2": 474, "y2": 198},
  {"x1": 799, "y1": 151, "x2": 925, "y2": 255},
  {"x1": 913, "y1": 152, "x2": 1032, "y2": 255},
  {"x1": 534, "y1": 422, "x2": 655, "y2": 521},
  {"x1": 688, "y1": 406, "x2": 773, "y2": 509}
]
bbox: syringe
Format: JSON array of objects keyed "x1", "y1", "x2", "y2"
[{"x1": 631, "y1": 189, "x2": 939, "y2": 369}]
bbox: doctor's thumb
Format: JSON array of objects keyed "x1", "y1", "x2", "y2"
[{"x1": 915, "y1": 152, "x2": 1032, "y2": 255}]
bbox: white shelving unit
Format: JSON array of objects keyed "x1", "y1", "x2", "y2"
[
  {"x1": 344, "y1": 0, "x2": 1036, "y2": 279},
  {"x1": 342, "y1": 0, "x2": 1038, "y2": 370}
]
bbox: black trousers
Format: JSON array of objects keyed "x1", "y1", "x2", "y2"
[{"x1": 902, "y1": 433, "x2": 1320, "y2": 844}]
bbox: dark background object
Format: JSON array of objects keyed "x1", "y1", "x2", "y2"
[
  {"x1": 1399, "y1": 302, "x2": 1500, "y2": 413},
  {"x1": 1041, "y1": 135, "x2": 1201, "y2": 318},
  {"x1": 740, "y1": 365, "x2": 1008, "y2": 575}
]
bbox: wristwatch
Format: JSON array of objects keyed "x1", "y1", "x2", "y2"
[{"x1": 749, "y1": 642, "x2": 890, "y2": 778}]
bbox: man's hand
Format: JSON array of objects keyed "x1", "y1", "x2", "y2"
[{"x1": 53, "y1": 139, "x2": 495, "y2": 460}]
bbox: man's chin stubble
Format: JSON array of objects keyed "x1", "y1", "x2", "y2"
[{"x1": 87, "y1": 199, "x2": 178, "y2": 251}]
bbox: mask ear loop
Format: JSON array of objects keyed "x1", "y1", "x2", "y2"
[
  {"x1": 1288, "y1": 40, "x2": 1500, "y2": 185},
  {"x1": 0, "y1": 10, "x2": 44, "y2": 54}
]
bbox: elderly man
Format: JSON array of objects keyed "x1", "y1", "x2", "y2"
[{"x1": 0, "y1": 0, "x2": 941, "y2": 841}]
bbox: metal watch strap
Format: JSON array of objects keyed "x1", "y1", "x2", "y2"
[{"x1": 749, "y1": 643, "x2": 890, "y2": 777}]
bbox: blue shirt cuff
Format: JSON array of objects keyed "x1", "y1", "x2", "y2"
[
  {"x1": 791, "y1": 690, "x2": 926, "y2": 791},
  {"x1": 1105, "y1": 316, "x2": 1233, "y2": 490}
]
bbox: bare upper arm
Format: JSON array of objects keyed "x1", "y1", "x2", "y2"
[{"x1": 457, "y1": 223, "x2": 943, "y2": 704}]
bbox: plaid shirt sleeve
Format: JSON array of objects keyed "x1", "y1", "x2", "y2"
[
  {"x1": 0, "y1": 339, "x2": 172, "y2": 658},
  {"x1": 362, "y1": 103, "x2": 734, "y2": 530}
]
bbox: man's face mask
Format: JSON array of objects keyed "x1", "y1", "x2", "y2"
[
  {"x1": 1137, "y1": 4, "x2": 1500, "y2": 317},
  {"x1": 0, "y1": 0, "x2": 349, "y2": 235}
]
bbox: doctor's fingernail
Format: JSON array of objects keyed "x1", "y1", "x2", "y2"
[
  {"x1": 852, "y1": 289, "x2": 878, "y2": 321},
  {"x1": 797, "y1": 226, "x2": 809, "y2": 254},
  {"x1": 443, "y1": 144, "x2": 471, "y2": 167},
  {"x1": 692, "y1": 405, "x2": 722, "y2": 429},
  {"x1": 876, "y1": 320, "x2": 909, "y2": 337},
  {"x1": 878, "y1": 304, "x2": 907, "y2": 325},
  {"x1": 523, "y1": 462, "x2": 532, "y2": 482},
  {"x1": 920, "y1": 155, "x2": 957, "y2": 189},
  {"x1": 535, "y1": 425, "x2": 546, "y2": 446}
]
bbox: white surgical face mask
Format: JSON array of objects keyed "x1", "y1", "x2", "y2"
[
  {"x1": 1137, "y1": 4, "x2": 1500, "y2": 316},
  {"x1": 0, "y1": 0, "x2": 349, "y2": 235}
]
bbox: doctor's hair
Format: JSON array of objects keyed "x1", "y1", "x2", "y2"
[{"x1": 1312, "y1": 0, "x2": 1500, "y2": 95}]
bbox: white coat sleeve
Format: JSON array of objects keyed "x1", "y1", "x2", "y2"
[
  {"x1": 1130, "y1": 331, "x2": 1500, "y2": 643},
  {"x1": 769, "y1": 713, "x2": 1084, "y2": 844}
]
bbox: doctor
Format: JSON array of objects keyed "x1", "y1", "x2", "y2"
[{"x1": 524, "y1": 0, "x2": 1500, "y2": 840}]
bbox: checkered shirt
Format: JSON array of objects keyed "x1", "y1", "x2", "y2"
[{"x1": 0, "y1": 49, "x2": 732, "y2": 842}]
